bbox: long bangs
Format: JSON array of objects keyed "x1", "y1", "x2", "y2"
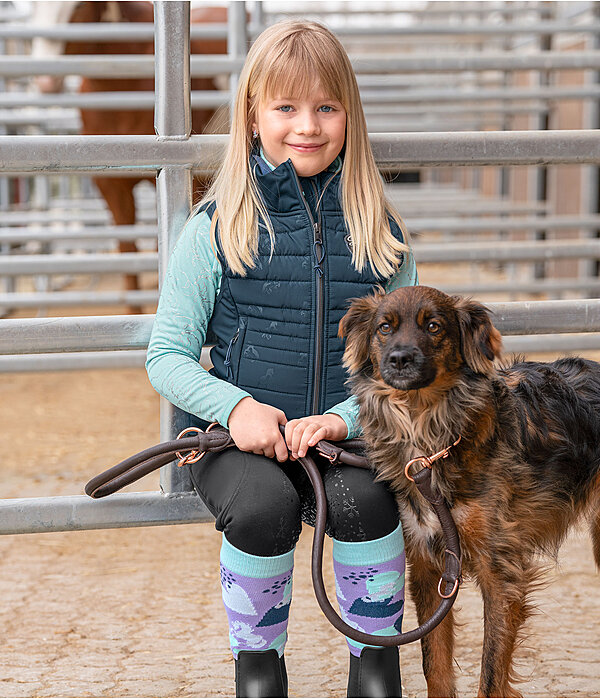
[{"x1": 252, "y1": 28, "x2": 351, "y2": 107}]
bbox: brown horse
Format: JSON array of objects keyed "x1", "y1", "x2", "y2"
[{"x1": 33, "y1": 1, "x2": 228, "y2": 312}]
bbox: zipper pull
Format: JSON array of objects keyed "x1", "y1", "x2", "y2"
[{"x1": 224, "y1": 328, "x2": 240, "y2": 380}]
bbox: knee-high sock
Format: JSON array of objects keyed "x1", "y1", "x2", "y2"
[
  {"x1": 332, "y1": 523, "x2": 405, "y2": 656},
  {"x1": 220, "y1": 534, "x2": 294, "y2": 659}
]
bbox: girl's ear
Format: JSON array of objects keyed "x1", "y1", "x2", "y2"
[
  {"x1": 453, "y1": 297, "x2": 503, "y2": 376},
  {"x1": 339, "y1": 293, "x2": 382, "y2": 374}
]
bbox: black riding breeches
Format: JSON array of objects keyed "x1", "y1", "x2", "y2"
[{"x1": 189, "y1": 447, "x2": 399, "y2": 556}]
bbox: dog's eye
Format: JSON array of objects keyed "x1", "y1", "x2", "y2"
[
  {"x1": 427, "y1": 321, "x2": 441, "y2": 334},
  {"x1": 378, "y1": 322, "x2": 392, "y2": 335}
]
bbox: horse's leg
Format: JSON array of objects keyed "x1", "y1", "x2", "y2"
[{"x1": 94, "y1": 176, "x2": 144, "y2": 314}]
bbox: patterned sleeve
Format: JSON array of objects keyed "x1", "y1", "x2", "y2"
[
  {"x1": 324, "y1": 244, "x2": 418, "y2": 438},
  {"x1": 145, "y1": 212, "x2": 251, "y2": 427}
]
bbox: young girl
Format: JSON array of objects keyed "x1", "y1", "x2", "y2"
[{"x1": 146, "y1": 20, "x2": 417, "y2": 698}]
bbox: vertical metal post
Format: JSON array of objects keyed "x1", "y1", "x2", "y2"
[
  {"x1": 228, "y1": 1, "x2": 247, "y2": 120},
  {"x1": 154, "y1": 0, "x2": 197, "y2": 495}
]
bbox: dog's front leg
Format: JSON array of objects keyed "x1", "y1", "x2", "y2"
[
  {"x1": 409, "y1": 554, "x2": 456, "y2": 698},
  {"x1": 477, "y1": 562, "x2": 534, "y2": 698}
]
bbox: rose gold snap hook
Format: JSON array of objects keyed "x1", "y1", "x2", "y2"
[
  {"x1": 404, "y1": 456, "x2": 432, "y2": 482},
  {"x1": 176, "y1": 422, "x2": 218, "y2": 467},
  {"x1": 438, "y1": 576, "x2": 459, "y2": 599}
]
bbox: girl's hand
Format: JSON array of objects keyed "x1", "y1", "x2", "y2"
[
  {"x1": 285, "y1": 413, "x2": 348, "y2": 459},
  {"x1": 228, "y1": 397, "x2": 289, "y2": 462}
]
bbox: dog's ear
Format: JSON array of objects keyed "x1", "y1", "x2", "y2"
[
  {"x1": 339, "y1": 293, "x2": 382, "y2": 373},
  {"x1": 453, "y1": 297, "x2": 503, "y2": 376}
]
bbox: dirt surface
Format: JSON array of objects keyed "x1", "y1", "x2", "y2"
[{"x1": 0, "y1": 368, "x2": 599, "y2": 698}]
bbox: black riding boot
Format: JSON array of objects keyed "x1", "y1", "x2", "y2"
[
  {"x1": 235, "y1": 649, "x2": 288, "y2": 698},
  {"x1": 347, "y1": 647, "x2": 402, "y2": 698}
]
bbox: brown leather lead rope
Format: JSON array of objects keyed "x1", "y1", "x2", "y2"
[{"x1": 85, "y1": 426, "x2": 461, "y2": 647}]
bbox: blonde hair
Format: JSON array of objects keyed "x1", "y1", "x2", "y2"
[{"x1": 197, "y1": 19, "x2": 409, "y2": 277}]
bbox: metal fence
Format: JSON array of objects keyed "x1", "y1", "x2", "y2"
[{"x1": 2, "y1": 1, "x2": 600, "y2": 535}]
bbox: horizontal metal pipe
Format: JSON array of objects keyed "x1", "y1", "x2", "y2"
[
  {"x1": 0, "y1": 290, "x2": 158, "y2": 308},
  {"x1": 0, "y1": 252, "x2": 157, "y2": 275},
  {"x1": 503, "y1": 333, "x2": 600, "y2": 353},
  {"x1": 0, "y1": 346, "x2": 211, "y2": 371},
  {"x1": 1, "y1": 55, "x2": 240, "y2": 78},
  {"x1": 438, "y1": 279, "x2": 600, "y2": 295},
  {"x1": 1, "y1": 52, "x2": 599, "y2": 78},
  {"x1": 0, "y1": 315, "x2": 154, "y2": 353},
  {"x1": 5, "y1": 214, "x2": 595, "y2": 245},
  {"x1": 0, "y1": 492, "x2": 212, "y2": 535},
  {"x1": 4, "y1": 239, "x2": 599, "y2": 277},
  {"x1": 1, "y1": 131, "x2": 600, "y2": 174},
  {"x1": 360, "y1": 85, "x2": 600, "y2": 104},
  {"x1": 409, "y1": 215, "x2": 600, "y2": 233},
  {"x1": 0, "y1": 22, "x2": 227, "y2": 41},
  {"x1": 0, "y1": 225, "x2": 157, "y2": 244},
  {"x1": 414, "y1": 239, "x2": 600, "y2": 263},
  {"x1": 3, "y1": 85, "x2": 597, "y2": 112},
  {"x1": 4, "y1": 300, "x2": 600, "y2": 356},
  {"x1": 0, "y1": 91, "x2": 229, "y2": 110},
  {"x1": 0, "y1": 350, "x2": 148, "y2": 371},
  {"x1": 3, "y1": 20, "x2": 599, "y2": 41}
]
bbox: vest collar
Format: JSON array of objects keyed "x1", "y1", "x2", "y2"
[{"x1": 251, "y1": 149, "x2": 342, "y2": 213}]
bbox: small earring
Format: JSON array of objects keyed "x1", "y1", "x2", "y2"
[{"x1": 252, "y1": 129, "x2": 259, "y2": 139}]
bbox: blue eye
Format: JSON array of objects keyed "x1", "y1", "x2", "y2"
[
  {"x1": 319, "y1": 105, "x2": 334, "y2": 113},
  {"x1": 278, "y1": 105, "x2": 293, "y2": 113}
]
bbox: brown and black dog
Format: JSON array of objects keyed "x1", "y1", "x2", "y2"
[{"x1": 339, "y1": 285, "x2": 600, "y2": 698}]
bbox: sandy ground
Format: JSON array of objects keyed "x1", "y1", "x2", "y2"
[{"x1": 0, "y1": 366, "x2": 599, "y2": 699}]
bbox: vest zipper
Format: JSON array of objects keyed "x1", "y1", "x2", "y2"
[
  {"x1": 292, "y1": 169, "x2": 338, "y2": 415},
  {"x1": 224, "y1": 328, "x2": 240, "y2": 381}
]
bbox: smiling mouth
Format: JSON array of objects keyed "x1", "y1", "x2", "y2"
[{"x1": 287, "y1": 143, "x2": 324, "y2": 152}]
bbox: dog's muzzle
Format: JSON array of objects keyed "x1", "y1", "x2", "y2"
[{"x1": 380, "y1": 345, "x2": 436, "y2": 389}]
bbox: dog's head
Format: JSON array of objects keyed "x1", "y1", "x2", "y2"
[{"x1": 339, "y1": 286, "x2": 503, "y2": 391}]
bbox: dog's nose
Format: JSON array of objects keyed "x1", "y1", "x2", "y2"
[{"x1": 388, "y1": 349, "x2": 416, "y2": 369}]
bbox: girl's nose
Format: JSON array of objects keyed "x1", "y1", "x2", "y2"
[{"x1": 295, "y1": 111, "x2": 320, "y2": 135}]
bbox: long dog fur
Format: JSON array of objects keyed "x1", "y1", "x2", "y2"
[{"x1": 339, "y1": 285, "x2": 600, "y2": 698}]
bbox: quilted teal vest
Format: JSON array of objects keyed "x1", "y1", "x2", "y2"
[{"x1": 206, "y1": 156, "x2": 406, "y2": 419}]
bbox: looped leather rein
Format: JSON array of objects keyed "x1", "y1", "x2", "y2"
[{"x1": 85, "y1": 427, "x2": 461, "y2": 647}]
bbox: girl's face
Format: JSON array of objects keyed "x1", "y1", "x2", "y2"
[{"x1": 252, "y1": 88, "x2": 346, "y2": 177}]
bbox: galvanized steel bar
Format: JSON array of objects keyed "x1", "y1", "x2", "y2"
[
  {"x1": 407, "y1": 214, "x2": 600, "y2": 233},
  {"x1": 414, "y1": 239, "x2": 600, "y2": 263},
  {"x1": 0, "y1": 225, "x2": 156, "y2": 244},
  {"x1": 0, "y1": 350, "x2": 148, "y2": 372},
  {"x1": 0, "y1": 54, "x2": 242, "y2": 78},
  {"x1": 154, "y1": 1, "x2": 191, "y2": 139},
  {"x1": 0, "y1": 91, "x2": 229, "y2": 110},
  {"x1": 0, "y1": 315, "x2": 153, "y2": 353},
  {"x1": 503, "y1": 333, "x2": 600, "y2": 353},
  {"x1": 154, "y1": 0, "x2": 196, "y2": 495},
  {"x1": 5, "y1": 300, "x2": 600, "y2": 357},
  {"x1": 227, "y1": 1, "x2": 247, "y2": 110},
  {"x1": 0, "y1": 22, "x2": 227, "y2": 41},
  {"x1": 3, "y1": 20, "x2": 600, "y2": 41},
  {"x1": 0, "y1": 492, "x2": 212, "y2": 535},
  {"x1": 2, "y1": 52, "x2": 599, "y2": 78},
  {"x1": 2, "y1": 131, "x2": 600, "y2": 174},
  {"x1": 0, "y1": 252, "x2": 157, "y2": 275},
  {"x1": 0, "y1": 290, "x2": 158, "y2": 308}
]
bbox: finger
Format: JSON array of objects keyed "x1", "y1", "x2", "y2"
[
  {"x1": 284, "y1": 419, "x2": 298, "y2": 447},
  {"x1": 297, "y1": 423, "x2": 321, "y2": 458},
  {"x1": 290, "y1": 421, "x2": 307, "y2": 457},
  {"x1": 307, "y1": 426, "x2": 329, "y2": 448},
  {"x1": 275, "y1": 436, "x2": 290, "y2": 463}
]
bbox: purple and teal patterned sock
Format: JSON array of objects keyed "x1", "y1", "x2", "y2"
[
  {"x1": 219, "y1": 535, "x2": 295, "y2": 659},
  {"x1": 333, "y1": 522, "x2": 405, "y2": 656}
]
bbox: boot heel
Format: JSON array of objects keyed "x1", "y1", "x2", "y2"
[
  {"x1": 347, "y1": 646, "x2": 402, "y2": 698},
  {"x1": 235, "y1": 649, "x2": 288, "y2": 698}
]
